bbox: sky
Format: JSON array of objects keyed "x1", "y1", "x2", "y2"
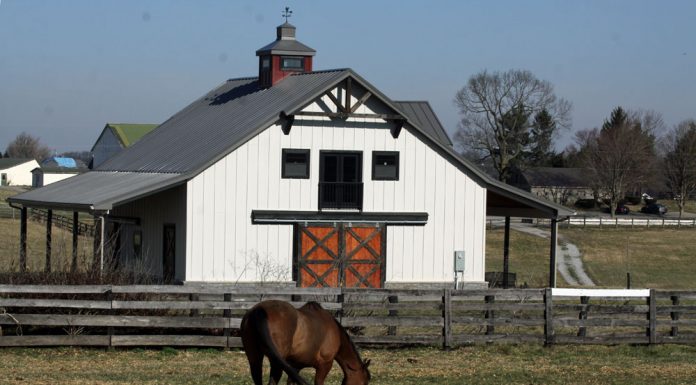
[{"x1": 0, "y1": 0, "x2": 695, "y2": 154}]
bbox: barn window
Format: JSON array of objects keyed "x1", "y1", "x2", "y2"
[
  {"x1": 282, "y1": 149, "x2": 310, "y2": 179},
  {"x1": 372, "y1": 151, "x2": 399, "y2": 181},
  {"x1": 280, "y1": 56, "x2": 304, "y2": 71}
]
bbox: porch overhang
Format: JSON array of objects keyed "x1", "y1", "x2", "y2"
[
  {"x1": 486, "y1": 179, "x2": 576, "y2": 219},
  {"x1": 251, "y1": 210, "x2": 428, "y2": 226},
  {"x1": 6, "y1": 171, "x2": 187, "y2": 213}
]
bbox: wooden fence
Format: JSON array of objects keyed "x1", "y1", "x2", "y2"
[
  {"x1": 0, "y1": 285, "x2": 695, "y2": 348},
  {"x1": 29, "y1": 208, "x2": 95, "y2": 237}
]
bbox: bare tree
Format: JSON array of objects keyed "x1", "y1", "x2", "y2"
[
  {"x1": 454, "y1": 69, "x2": 571, "y2": 182},
  {"x1": 582, "y1": 107, "x2": 658, "y2": 218},
  {"x1": 5, "y1": 132, "x2": 51, "y2": 161},
  {"x1": 661, "y1": 119, "x2": 696, "y2": 218}
]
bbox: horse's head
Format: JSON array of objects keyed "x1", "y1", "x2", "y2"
[{"x1": 343, "y1": 358, "x2": 371, "y2": 385}]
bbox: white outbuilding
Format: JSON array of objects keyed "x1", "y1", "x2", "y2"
[{"x1": 0, "y1": 158, "x2": 39, "y2": 187}]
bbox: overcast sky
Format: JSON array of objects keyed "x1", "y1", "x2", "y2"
[{"x1": 1, "y1": 0, "x2": 694, "y2": 153}]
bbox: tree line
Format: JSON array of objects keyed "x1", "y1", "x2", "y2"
[
  {"x1": 454, "y1": 69, "x2": 696, "y2": 218},
  {"x1": 2, "y1": 132, "x2": 91, "y2": 166}
]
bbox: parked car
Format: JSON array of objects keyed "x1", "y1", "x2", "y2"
[
  {"x1": 615, "y1": 205, "x2": 630, "y2": 215},
  {"x1": 641, "y1": 203, "x2": 667, "y2": 216}
]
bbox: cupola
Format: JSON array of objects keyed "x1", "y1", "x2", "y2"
[{"x1": 256, "y1": 21, "x2": 316, "y2": 88}]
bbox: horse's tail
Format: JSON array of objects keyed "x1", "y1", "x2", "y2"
[{"x1": 243, "y1": 306, "x2": 310, "y2": 385}]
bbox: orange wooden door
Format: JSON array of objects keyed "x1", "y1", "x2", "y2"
[
  {"x1": 343, "y1": 226, "x2": 383, "y2": 288},
  {"x1": 298, "y1": 226, "x2": 340, "y2": 287},
  {"x1": 297, "y1": 225, "x2": 384, "y2": 288}
]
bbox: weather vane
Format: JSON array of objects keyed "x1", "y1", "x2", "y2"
[{"x1": 282, "y1": 6, "x2": 292, "y2": 23}]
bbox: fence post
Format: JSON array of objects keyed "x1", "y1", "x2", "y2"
[
  {"x1": 670, "y1": 294, "x2": 680, "y2": 338},
  {"x1": 648, "y1": 289, "x2": 656, "y2": 344},
  {"x1": 544, "y1": 288, "x2": 554, "y2": 346},
  {"x1": 442, "y1": 289, "x2": 452, "y2": 350},
  {"x1": 485, "y1": 295, "x2": 495, "y2": 335},
  {"x1": 337, "y1": 291, "x2": 345, "y2": 324},
  {"x1": 106, "y1": 289, "x2": 114, "y2": 350},
  {"x1": 223, "y1": 293, "x2": 232, "y2": 350},
  {"x1": 387, "y1": 295, "x2": 398, "y2": 336},
  {"x1": 189, "y1": 293, "x2": 199, "y2": 317},
  {"x1": 577, "y1": 296, "x2": 589, "y2": 337}
]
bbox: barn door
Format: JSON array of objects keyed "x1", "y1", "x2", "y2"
[{"x1": 296, "y1": 224, "x2": 385, "y2": 288}]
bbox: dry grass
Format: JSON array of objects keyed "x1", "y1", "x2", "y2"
[
  {"x1": 0, "y1": 218, "x2": 93, "y2": 273},
  {"x1": 560, "y1": 227, "x2": 696, "y2": 289},
  {"x1": 486, "y1": 228, "x2": 568, "y2": 287},
  {"x1": 487, "y1": 225, "x2": 696, "y2": 289},
  {"x1": 0, "y1": 345, "x2": 695, "y2": 385}
]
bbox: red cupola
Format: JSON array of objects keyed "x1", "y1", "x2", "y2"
[{"x1": 256, "y1": 22, "x2": 316, "y2": 88}]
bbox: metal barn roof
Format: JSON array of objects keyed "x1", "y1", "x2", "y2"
[
  {"x1": 393, "y1": 101, "x2": 453, "y2": 147},
  {"x1": 9, "y1": 68, "x2": 574, "y2": 218},
  {"x1": 9, "y1": 171, "x2": 185, "y2": 211}
]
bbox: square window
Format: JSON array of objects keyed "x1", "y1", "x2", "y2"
[
  {"x1": 282, "y1": 149, "x2": 310, "y2": 179},
  {"x1": 372, "y1": 151, "x2": 399, "y2": 181}
]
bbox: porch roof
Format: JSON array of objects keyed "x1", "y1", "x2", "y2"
[{"x1": 7, "y1": 171, "x2": 186, "y2": 212}]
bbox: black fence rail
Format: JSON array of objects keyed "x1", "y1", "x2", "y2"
[
  {"x1": 28, "y1": 208, "x2": 95, "y2": 237},
  {"x1": 0, "y1": 285, "x2": 695, "y2": 348}
]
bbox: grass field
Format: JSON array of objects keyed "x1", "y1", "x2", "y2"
[
  {"x1": 561, "y1": 227, "x2": 696, "y2": 289},
  {"x1": 0, "y1": 345, "x2": 695, "y2": 385},
  {"x1": 0, "y1": 218, "x2": 93, "y2": 272},
  {"x1": 486, "y1": 226, "x2": 696, "y2": 289}
]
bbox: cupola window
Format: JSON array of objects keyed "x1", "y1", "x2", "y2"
[{"x1": 281, "y1": 56, "x2": 304, "y2": 71}]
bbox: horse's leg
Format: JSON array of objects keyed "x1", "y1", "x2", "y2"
[
  {"x1": 313, "y1": 362, "x2": 333, "y2": 385},
  {"x1": 285, "y1": 366, "x2": 303, "y2": 385},
  {"x1": 268, "y1": 362, "x2": 283, "y2": 385},
  {"x1": 243, "y1": 346, "x2": 264, "y2": 385}
]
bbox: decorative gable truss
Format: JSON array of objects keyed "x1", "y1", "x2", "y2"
[{"x1": 280, "y1": 77, "x2": 406, "y2": 139}]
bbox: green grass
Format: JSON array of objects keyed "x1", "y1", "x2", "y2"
[{"x1": 0, "y1": 345, "x2": 695, "y2": 384}]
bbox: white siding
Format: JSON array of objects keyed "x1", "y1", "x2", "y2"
[
  {"x1": 42, "y1": 172, "x2": 80, "y2": 186},
  {"x1": 0, "y1": 160, "x2": 39, "y2": 186},
  {"x1": 186, "y1": 88, "x2": 487, "y2": 284},
  {"x1": 112, "y1": 185, "x2": 187, "y2": 281}
]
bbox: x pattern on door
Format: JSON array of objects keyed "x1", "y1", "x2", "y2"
[{"x1": 297, "y1": 225, "x2": 384, "y2": 288}]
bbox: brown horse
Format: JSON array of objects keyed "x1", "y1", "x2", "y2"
[{"x1": 241, "y1": 300, "x2": 371, "y2": 385}]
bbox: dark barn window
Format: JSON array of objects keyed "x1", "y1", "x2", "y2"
[
  {"x1": 280, "y1": 56, "x2": 304, "y2": 71},
  {"x1": 282, "y1": 149, "x2": 310, "y2": 179},
  {"x1": 372, "y1": 151, "x2": 399, "y2": 181}
]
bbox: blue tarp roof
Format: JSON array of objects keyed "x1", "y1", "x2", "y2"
[{"x1": 53, "y1": 157, "x2": 77, "y2": 168}]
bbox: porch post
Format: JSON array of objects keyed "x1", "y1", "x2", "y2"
[
  {"x1": 19, "y1": 206, "x2": 27, "y2": 272},
  {"x1": 45, "y1": 209, "x2": 52, "y2": 272},
  {"x1": 503, "y1": 216, "x2": 511, "y2": 289},
  {"x1": 93, "y1": 215, "x2": 101, "y2": 271},
  {"x1": 549, "y1": 217, "x2": 558, "y2": 288},
  {"x1": 100, "y1": 214, "x2": 105, "y2": 272},
  {"x1": 72, "y1": 211, "x2": 79, "y2": 272}
]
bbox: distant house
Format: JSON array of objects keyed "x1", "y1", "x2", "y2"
[
  {"x1": 32, "y1": 157, "x2": 88, "y2": 188},
  {"x1": 0, "y1": 158, "x2": 40, "y2": 186},
  {"x1": 509, "y1": 167, "x2": 594, "y2": 205},
  {"x1": 90, "y1": 123, "x2": 159, "y2": 169}
]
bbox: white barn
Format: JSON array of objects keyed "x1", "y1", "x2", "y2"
[
  {"x1": 9, "y1": 23, "x2": 573, "y2": 288},
  {"x1": 0, "y1": 158, "x2": 39, "y2": 186}
]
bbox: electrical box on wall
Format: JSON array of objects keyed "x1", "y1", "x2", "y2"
[{"x1": 454, "y1": 251, "x2": 465, "y2": 272}]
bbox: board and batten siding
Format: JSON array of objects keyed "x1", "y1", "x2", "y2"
[
  {"x1": 185, "y1": 88, "x2": 487, "y2": 284},
  {"x1": 111, "y1": 184, "x2": 187, "y2": 281}
]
